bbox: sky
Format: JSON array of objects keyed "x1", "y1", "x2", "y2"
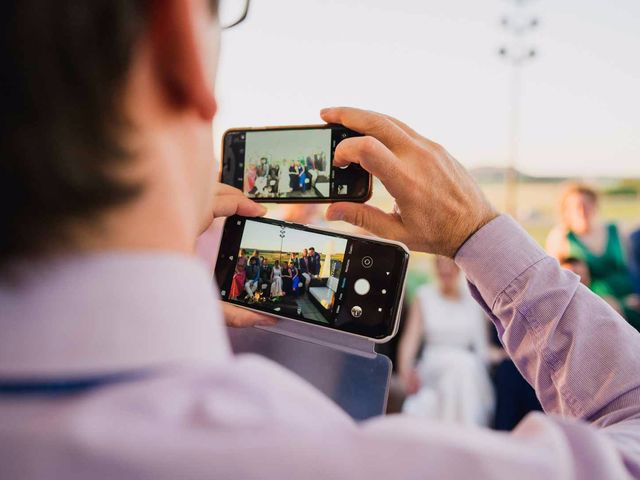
[
  {"x1": 240, "y1": 219, "x2": 348, "y2": 254},
  {"x1": 214, "y1": 0, "x2": 640, "y2": 178},
  {"x1": 245, "y1": 128, "x2": 330, "y2": 169}
]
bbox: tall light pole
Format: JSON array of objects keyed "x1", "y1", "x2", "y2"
[
  {"x1": 279, "y1": 226, "x2": 286, "y2": 264},
  {"x1": 498, "y1": 0, "x2": 539, "y2": 217}
]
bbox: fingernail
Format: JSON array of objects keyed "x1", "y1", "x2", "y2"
[{"x1": 320, "y1": 107, "x2": 333, "y2": 114}]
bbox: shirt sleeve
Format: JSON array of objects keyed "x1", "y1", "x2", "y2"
[
  {"x1": 453, "y1": 214, "x2": 640, "y2": 473},
  {"x1": 320, "y1": 215, "x2": 640, "y2": 480}
]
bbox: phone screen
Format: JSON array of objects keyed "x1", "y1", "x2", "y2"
[
  {"x1": 220, "y1": 126, "x2": 371, "y2": 202},
  {"x1": 215, "y1": 216, "x2": 409, "y2": 340}
]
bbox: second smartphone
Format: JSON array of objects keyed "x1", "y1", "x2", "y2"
[
  {"x1": 220, "y1": 124, "x2": 372, "y2": 202},
  {"x1": 215, "y1": 216, "x2": 409, "y2": 341}
]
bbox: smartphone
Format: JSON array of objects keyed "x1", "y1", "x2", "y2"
[
  {"x1": 220, "y1": 124, "x2": 372, "y2": 202},
  {"x1": 215, "y1": 216, "x2": 409, "y2": 342}
]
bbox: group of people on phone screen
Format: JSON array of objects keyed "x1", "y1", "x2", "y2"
[
  {"x1": 244, "y1": 152, "x2": 327, "y2": 197},
  {"x1": 229, "y1": 248, "x2": 322, "y2": 302}
]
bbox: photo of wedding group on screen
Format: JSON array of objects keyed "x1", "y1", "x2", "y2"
[
  {"x1": 226, "y1": 219, "x2": 347, "y2": 324},
  {"x1": 243, "y1": 129, "x2": 331, "y2": 199}
]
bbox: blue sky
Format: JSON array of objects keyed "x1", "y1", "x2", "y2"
[{"x1": 214, "y1": 0, "x2": 640, "y2": 177}]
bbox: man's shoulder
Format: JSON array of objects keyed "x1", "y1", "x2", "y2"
[
  {"x1": 146, "y1": 355, "x2": 352, "y2": 425},
  {"x1": 0, "y1": 355, "x2": 355, "y2": 479},
  {"x1": 4, "y1": 355, "x2": 353, "y2": 441}
]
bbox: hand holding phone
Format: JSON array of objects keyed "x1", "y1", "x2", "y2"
[{"x1": 320, "y1": 107, "x2": 498, "y2": 257}]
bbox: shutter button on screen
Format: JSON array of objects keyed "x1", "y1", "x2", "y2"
[
  {"x1": 351, "y1": 306, "x2": 363, "y2": 318},
  {"x1": 361, "y1": 256, "x2": 373, "y2": 268},
  {"x1": 354, "y1": 278, "x2": 370, "y2": 295}
]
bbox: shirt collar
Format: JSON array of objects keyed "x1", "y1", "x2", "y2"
[{"x1": 0, "y1": 252, "x2": 229, "y2": 380}]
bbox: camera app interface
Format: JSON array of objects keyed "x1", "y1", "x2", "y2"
[
  {"x1": 217, "y1": 217, "x2": 409, "y2": 339},
  {"x1": 223, "y1": 218, "x2": 348, "y2": 324},
  {"x1": 221, "y1": 127, "x2": 369, "y2": 201}
]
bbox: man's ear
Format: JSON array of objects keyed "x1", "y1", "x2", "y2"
[{"x1": 149, "y1": 0, "x2": 218, "y2": 120}]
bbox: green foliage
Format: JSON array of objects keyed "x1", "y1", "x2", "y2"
[{"x1": 603, "y1": 179, "x2": 640, "y2": 197}]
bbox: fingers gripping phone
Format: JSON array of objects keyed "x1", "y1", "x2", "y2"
[
  {"x1": 220, "y1": 125, "x2": 372, "y2": 202},
  {"x1": 215, "y1": 216, "x2": 409, "y2": 342}
]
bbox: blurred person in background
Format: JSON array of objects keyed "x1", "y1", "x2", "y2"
[
  {"x1": 558, "y1": 255, "x2": 623, "y2": 313},
  {"x1": 547, "y1": 183, "x2": 640, "y2": 329},
  {"x1": 559, "y1": 256, "x2": 591, "y2": 287},
  {"x1": 631, "y1": 228, "x2": 640, "y2": 294},
  {"x1": 375, "y1": 298, "x2": 411, "y2": 414},
  {"x1": 488, "y1": 327, "x2": 542, "y2": 431},
  {"x1": 397, "y1": 256, "x2": 494, "y2": 426}
]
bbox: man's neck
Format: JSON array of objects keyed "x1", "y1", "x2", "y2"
[{"x1": 67, "y1": 182, "x2": 198, "y2": 256}]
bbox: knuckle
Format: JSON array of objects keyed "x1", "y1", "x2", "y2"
[
  {"x1": 367, "y1": 114, "x2": 392, "y2": 136},
  {"x1": 415, "y1": 144, "x2": 437, "y2": 165},
  {"x1": 405, "y1": 175, "x2": 420, "y2": 193},
  {"x1": 353, "y1": 208, "x2": 367, "y2": 228},
  {"x1": 358, "y1": 136, "x2": 379, "y2": 157},
  {"x1": 429, "y1": 141, "x2": 446, "y2": 156}
]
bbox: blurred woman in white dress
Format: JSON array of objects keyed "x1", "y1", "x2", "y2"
[{"x1": 397, "y1": 256, "x2": 494, "y2": 426}]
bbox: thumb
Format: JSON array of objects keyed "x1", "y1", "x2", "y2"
[
  {"x1": 325, "y1": 203, "x2": 405, "y2": 241},
  {"x1": 213, "y1": 194, "x2": 267, "y2": 219},
  {"x1": 222, "y1": 302, "x2": 277, "y2": 328}
]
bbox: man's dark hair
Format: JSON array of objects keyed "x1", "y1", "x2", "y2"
[
  {"x1": 0, "y1": 1, "x2": 150, "y2": 264},
  {"x1": 0, "y1": 1, "x2": 219, "y2": 265}
]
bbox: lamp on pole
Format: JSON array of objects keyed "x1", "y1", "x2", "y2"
[
  {"x1": 279, "y1": 226, "x2": 286, "y2": 264},
  {"x1": 498, "y1": 0, "x2": 539, "y2": 217}
]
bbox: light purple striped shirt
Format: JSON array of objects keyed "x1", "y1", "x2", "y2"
[{"x1": 1, "y1": 214, "x2": 639, "y2": 479}]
